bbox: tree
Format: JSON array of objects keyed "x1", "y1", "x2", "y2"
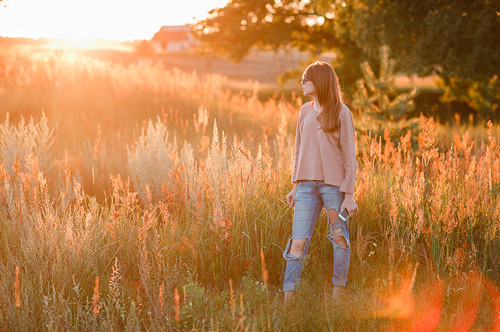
[
  {"x1": 347, "y1": 0, "x2": 500, "y2": 115},
  {"x1": 195, "y1": 0, "x2": 500, "y2": 115},
  {"x1": 193, "y1": 0, "x2": 369, "y2": 97},
  {"x1": 134, "y1": 40, "x2": 155, "y2": 57},
  {"x1": 348, "y1": 0, "x2": 500, "y2": 83}
]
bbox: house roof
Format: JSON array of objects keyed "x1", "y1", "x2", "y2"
[{"x1": 151, "y1": 25, "x2": 192, "y2": 42}]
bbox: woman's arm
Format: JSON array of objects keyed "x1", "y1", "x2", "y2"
[
  {"x1": 286, "y1": 182, "x2": 298, "y2": 207},
  {"x1": 338, "y1": 107, "x2": 358, "y2": 216},
  {"x1": 341, "y1": 193, "x2": 357, "y2": 216},
  {"x1": 291, "y1": 111, "x2": 302, "y2": 184},
  {"x1": 288, "y1": 108, "x2": 303, "y2": 207}
]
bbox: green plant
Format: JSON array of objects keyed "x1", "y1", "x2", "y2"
[{"x1": 353, "y1": 46, "x2": 418, "y2": 135}]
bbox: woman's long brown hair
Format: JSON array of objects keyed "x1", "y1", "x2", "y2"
[{"x1": 303, "y1": 61, "x2": 342, "y2": 133}]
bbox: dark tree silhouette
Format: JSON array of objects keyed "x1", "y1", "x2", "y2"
[{"x1": 195, "y1": 0, "x2": 500, "y2": 114}]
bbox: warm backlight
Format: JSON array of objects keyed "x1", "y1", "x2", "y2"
[{"x1": 0, "y1": 0, "x2": 228, "y2": 41}]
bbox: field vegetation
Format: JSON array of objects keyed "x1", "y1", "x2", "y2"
[{"x1": 0, "y1": 46, "x2": 499, "y2": 331}]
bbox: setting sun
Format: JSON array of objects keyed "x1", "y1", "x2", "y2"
[{"x1": 0, "y1": 0, "x2": 228, "y2": 41}]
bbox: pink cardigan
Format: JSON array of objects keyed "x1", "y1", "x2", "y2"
[{"x1": 292, "y1": 101, "x2": 357, "y2": 194}]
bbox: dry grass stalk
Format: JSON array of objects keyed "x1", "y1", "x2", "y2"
[
  {"x1": 174, "y1": 286, "x2": 180, "y2": 322},
  {"x1": 138, "y1": 210, "x2": 152, "y2": 242},
  {"x1": 199, "y1": 135, "x2": 211, "y2": 154},
  {"x1": 229, "y1": 279, "x2": 235, "y2": 320},
  {"x1": 159, "y1": 284, "x2": 163, "y2": 312},
  {"x1": 11, "y1": 157, "x2": 20, "y2": 181},
  {"x1": 63, "y1": 151, "x2": 71, "y2": 195},
  {"x1": 93, "y1": 125, "x2": 102, "y2": 160},
  {"x1": 181, "y1": 236, "x2": 198, "y2": 261},
  {"x1": 356, "y1": 224, "x2": 368, "y2": 264},
  {"x1": 260, "y1": 248, "x2": 268, "y2": 287},
  {"x1": 93, "y1": 276, "x2": 101, "y2": 315},
  {"x1": 0, "y1": 279, "x2": 6, "y2": 332},
  {"x1": 14, "y1": 266, "x2": 20, "y2": 308},
  {"x1": 131, "y1": 129, "x2": 137, "y2": 160},
  {"x1": 210, "y1": 317, "x2": 215, "y2": 332},
  {"x1": 238, "y1": 293, "x2": 246, "y2": 331}
]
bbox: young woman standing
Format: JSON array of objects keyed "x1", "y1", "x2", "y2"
[{"x1": 283, "y1": 61, "x2": 358, "y2": 300}]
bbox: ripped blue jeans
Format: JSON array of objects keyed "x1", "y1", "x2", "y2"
[{"x1": 283, "y1": 181, "x2": 350, "y2": 292}]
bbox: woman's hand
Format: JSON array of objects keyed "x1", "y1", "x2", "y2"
[
  {"x1": 340, "y1": 193, "x2": 358, "y2": 217},
  {"x1": 286, "y1": 183, "x2": 298, "y2": 207}
]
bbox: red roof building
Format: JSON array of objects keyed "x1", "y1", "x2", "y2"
[{"x1": 151, "y1": 25, "x2": 196, "y2": 52}]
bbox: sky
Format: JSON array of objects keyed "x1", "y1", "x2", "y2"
[{"x1": 0, "y1": 0, "x2": 229, "y2": 41}]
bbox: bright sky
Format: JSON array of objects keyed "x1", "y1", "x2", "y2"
[{"x1": 0, "y1": 0, "x2": 228, "y2": 41}]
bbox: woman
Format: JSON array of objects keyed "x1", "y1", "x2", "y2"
[{"x1": 283, "y1": 61, "x2": 358, "y2": 300}]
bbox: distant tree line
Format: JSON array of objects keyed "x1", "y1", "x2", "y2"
[
  {"x1": 0, "y1": 37, "x2": 46, "y2": 45},
  {"x1": 194, "y1": 0, "x2": 500, "y2": 118}
]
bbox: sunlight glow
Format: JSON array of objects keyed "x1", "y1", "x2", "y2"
[
  {"x1": 0, "y1": 0, "x2": 229, "y2": 41},
  {"x1": 60, "y1": 38, "x2": 101, "y2": 49}
]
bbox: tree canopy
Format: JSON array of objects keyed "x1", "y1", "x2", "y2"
[
  {"x1": 348, "y1": 0, "x2": 500, "y2": 84},
  {"x1": 194, "y1": 0, "x2": 500, "y2": 113},
  {"x1": 193, "y1": 0, "x2": 366, "y2": 95}
]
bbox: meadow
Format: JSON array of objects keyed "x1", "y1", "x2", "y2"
[{"x1": 0, "y1": 46, "x2": 499, "y2": 331}]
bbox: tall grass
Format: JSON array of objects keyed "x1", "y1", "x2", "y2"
[{"x1": 0, "y1": 46, "x2": 499, "y2": 330}]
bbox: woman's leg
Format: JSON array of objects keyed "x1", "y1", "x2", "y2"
[
  {"x1": 327, "y1": 209, "x2": 349, "y2": 298},
  {"x1": 318, "y1": 184, "x2": 350, "y2": 288},
  {"x1": 283, "y1": 182, "x2": 323, "y2": 292},
  {"x1": 327, "y1": 215, "x2": 350, "y2": 287},
  {"x1": 327, "y1": 209, "x2": 347, "y2": 249}
]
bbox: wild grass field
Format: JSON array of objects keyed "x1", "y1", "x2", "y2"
[{"x1": 0, "y1": 46, "x2": 499, "y2": 331}]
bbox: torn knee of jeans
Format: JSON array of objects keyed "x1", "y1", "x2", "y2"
[
  {"x1": 283, "y1": 238, "x2": 310, "y2": 260},
  {"x1": 333, "y1": 234, "x2": 349, "y2": 249},
  {"x1": 331, "y1": 227, "x2": 342, "y2": 237},
  {"x1": 328, "y1": 230, "x2": 350, "y2": 249}
]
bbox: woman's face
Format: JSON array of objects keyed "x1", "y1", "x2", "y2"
[{"x1": 301, "y1": 76, "x2": 315, "y2": 97}]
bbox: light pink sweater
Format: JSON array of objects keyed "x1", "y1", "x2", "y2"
[{"x1": 292, "y1": 101, "x2": 357, "y2": 194}]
